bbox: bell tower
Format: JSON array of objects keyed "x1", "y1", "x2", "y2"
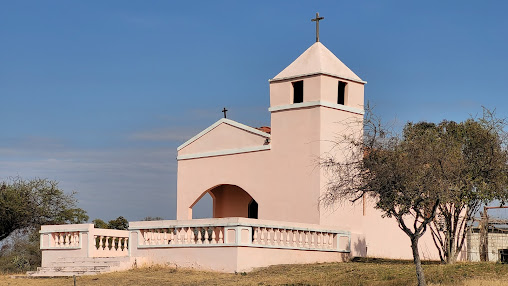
[{"x1": 268, "y1": 38, "x2": 366, "y2": 226}]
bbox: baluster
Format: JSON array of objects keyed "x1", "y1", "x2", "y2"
[
  {"x1": 99, "y1": 236, "x2": 104, "y2": 250},
  {"x1": 183, "y1": 227, "x2": 188, "y2": 244},
  {"x1": 197, "y1": 228, "x2": 202, "y2": 244},
  {"x1": 311, "y1": 232, "x2": 315, "y2": 248},
  {"x1": 329, "y1": 233, "x2": 335, "y2": 248},
  {"x1": 303, "y1": 231, "x2": 309, "y2": 248},
  {"x1": 317, "y1": 232, "x2": 322, "y2": 248},
  {"x1": 291, "y1": 230, "x2": 297, "y2": 247},
  {"x1": 299, "y1": 231, "x2": 304, "y2": 248},
  {"x1": 155, "y1": 229, "x2": 160, "y2": 245},
  {"x1": 69, "y1": 233, "x2": 74, "y2": 246},
  {"x1": 204, "y1": 227, "x2": 210, "y2": 244},
  {"x1": 253, "y1": 227, "x2": 258, "y2": 244},
  {"x1": 273, "y1": 228, "x2": 279, "y2": 246},
  {"x1": 56, "y1": 233, "x2": 61, "y2": 246},
  {"x1": 142, "y1": 230, "x2": 147, "y2": 245},
  {"x1": 260, "y1": 228, "x2": 265, "y2": 245},
  {"x1": 175, "y1": 228, "x2": 181, "y2": 244},
  {"x1": 162, "y1": 229, "x2": 167, "y2": 245},
  {"x1": 211, "y1": 227, "x2": 217, "y2": 244},
  {"x1": 73, "y1": 232, "x2": 78, "y2": 246},
  {"x1": 169, "y1": 229, "x2": 175, "y2": 245},
  {"x1": 190, "y1": 227, "x2": 195, "y2": 244},
  {"x1": 219, "y1": 228, "x2": 224, "y2": 244}
]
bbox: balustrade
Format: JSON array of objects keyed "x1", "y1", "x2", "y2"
[
  {"x1": 250, "y1": 226, "x2": 346, "y2": 251},
  {"x1": 131, "y1": 219, "x2": 349, "y2": 252},
  {"x1": 50, "y1": 231, "x2": 80, "y2": 248},
  {"x1": 40, "y1": 224, "x2": 129, "y2": 258},
  {"x1": 137, "y1": 226, "x2": 225, "y2": 246}
]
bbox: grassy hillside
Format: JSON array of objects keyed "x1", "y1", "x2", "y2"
[{"x1": 2, "y1": 259, "x2": 508, "y2": 286}]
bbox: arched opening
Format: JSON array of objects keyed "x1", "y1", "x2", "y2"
[
  {"x1": 248, "y1": 199, "x2": 258, "y2": 219},
  {"x1": 189, "y1": 184, "x2": 258, "y2": 219},
  {"x1": 191, "y1": 192, "x2": 213, "y2": 219}
]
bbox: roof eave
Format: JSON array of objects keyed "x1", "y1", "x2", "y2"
[{"x1": 269, "y1": 72, "x2": 367, "y2": 84}]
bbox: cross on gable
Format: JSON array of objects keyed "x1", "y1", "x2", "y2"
[
  {"x1": 222, "y1": 107, "x2": 228, "y2": 118},
  {"x1": 311, "y1": 12, "x2": 324, "y2": 42}
]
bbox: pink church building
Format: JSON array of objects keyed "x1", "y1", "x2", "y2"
[{"x1": 33, "y1": 27, "x2": 444, "y2": 276}]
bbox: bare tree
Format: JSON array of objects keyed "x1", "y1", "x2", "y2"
[{"x1": 322, "y1": 106, "x2": 508, "y2": 284}]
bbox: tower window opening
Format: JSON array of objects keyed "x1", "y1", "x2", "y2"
[
  {"x1": 338, "y1": 81, "x2": 347, "y2": 105},
  {"x1": 292, "y1": 80, "x2": 304, "y2": 103}
]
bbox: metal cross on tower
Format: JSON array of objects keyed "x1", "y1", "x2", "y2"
[
  {"x1": 222, "y1": 107, "x2": 228, "y2": 118},
  {"x1": 311, "y1": 12, "x2": 324, "y2": 42}
]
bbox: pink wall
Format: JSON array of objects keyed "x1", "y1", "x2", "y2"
[
  {"x1": 211, "y1": 184, "x2": 253, "y2": 218},
  {"x1": 176, "y1": 53, "x2": 442, "y2": 262}
]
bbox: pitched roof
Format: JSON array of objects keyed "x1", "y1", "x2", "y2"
[
  {"x1": 271, "y1": 42, "x2": 365, "y2": 83},
  {"x1": 177, "y1": 118, "x2": 270, "y2": 151}
]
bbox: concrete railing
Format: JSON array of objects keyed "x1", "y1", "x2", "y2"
[
  {"x1": 40, "y1": 224, "x2": 129, "y2": 258},
  {"x1": 129, "y1": 217, "x2": 350, "y2": 252}
]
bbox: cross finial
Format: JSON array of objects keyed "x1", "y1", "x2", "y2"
[
  {"x1": 222, "y1": 107, "x2": 228, "y2": 118},
  {"x1": 311, "y1": 12, "x2": 324, "y2": 42}
]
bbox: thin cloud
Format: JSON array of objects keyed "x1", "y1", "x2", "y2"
[{"x1": 128, "y1": 127, "x2": 200, "y2": 142}]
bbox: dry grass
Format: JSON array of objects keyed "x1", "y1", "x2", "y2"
[{"x1": 1, "y1": 261, "x2": 507, "y2": 286}]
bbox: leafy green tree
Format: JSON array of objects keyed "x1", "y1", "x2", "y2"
[
  {"x1": 92, "y1": 216, "x2": 129, "y2": 230},
  {"x1": 107, "y1": 216, "x2": 129, "y2": 230},
  {"x1": 428, "y1": 111, "x2": 508, "y2": 264},
  {"x1": 92, "y1": 218, "x2": 109, "y2": 229},
  {"x1": 0, "y1": 177, "x2": 88, "y2": 241}
]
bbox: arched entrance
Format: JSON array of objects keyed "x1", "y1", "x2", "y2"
[{"x1": 190, "y1": 184, "x2": 258, "y2": 219}]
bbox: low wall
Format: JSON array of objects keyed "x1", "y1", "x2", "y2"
[
  {"x1": 40, "y1": 224, "x2": 130, "y2": 266},
  {"x1": 39, "y1": 218, "x2": 351, "y2": 273},
  {"x1": 128, "y1": 217, "x2": 351, "y2": 272}
]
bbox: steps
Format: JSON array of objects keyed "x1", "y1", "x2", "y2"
[{"x1": 26, "y1": 257, "x2": 132, "y2": 277}]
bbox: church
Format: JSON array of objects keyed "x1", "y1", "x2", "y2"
[{"x1": 33, "y1": 15, "x2": 444, "y2": 276}]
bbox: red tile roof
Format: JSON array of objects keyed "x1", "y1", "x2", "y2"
[{"x1": 256, "y1": 126, "x2": 271, "y2": 134}]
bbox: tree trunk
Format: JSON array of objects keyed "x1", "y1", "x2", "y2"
[
  {"x1": 479, "y1": 210, "x2": 489, "y2": 262},
  {"x1": 445, "y1": 230, "x2": 456, "y2": 264},
  {"x1": 411, "y1": 237, "x2": 426, "y2": 286}
]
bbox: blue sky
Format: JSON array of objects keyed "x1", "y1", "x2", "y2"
[{"x1": 1, "y1": 1, "x2": 508, "y2": 221}]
